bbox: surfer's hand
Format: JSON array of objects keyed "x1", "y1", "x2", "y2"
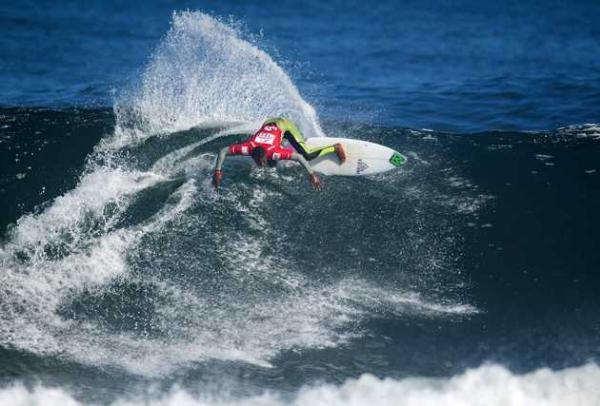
[
  {"x1": 309, "y1": 173, "x2": 322, "y2": 191},
  {"x1": 212, "y1": 170, "x2": 223, "y2": 190}
]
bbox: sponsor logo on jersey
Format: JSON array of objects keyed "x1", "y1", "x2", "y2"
[{"x1": 255, "y1": 132, "x2": 276, "y2": 145}]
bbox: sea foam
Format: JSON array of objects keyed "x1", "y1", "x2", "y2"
[{"x1": 1, "y1": 363, "x2": 599, "y2": 406}]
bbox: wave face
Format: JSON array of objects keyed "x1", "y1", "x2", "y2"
[{"x1": 2, "y1": 7, "x2": 600, "y2": 406}]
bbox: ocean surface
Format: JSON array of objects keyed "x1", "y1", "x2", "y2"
[{"x1": 1, "y1": 1, "x2": 600, "y2": 405}]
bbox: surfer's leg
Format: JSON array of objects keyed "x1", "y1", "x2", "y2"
[
  {"x1": 273, "y1": 117, "x2": 344, "y2": 162},
  {"x1": 283, "y1": 130, "x2": 337, "y2": 161}
]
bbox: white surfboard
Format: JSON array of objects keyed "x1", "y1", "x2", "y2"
[{"x1": 303, "y1": 137, "x2": 407, "y2": 176}]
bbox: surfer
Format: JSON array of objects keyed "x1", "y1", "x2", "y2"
[{"x1": 212, "y1": 117, "x2": 346, "y2": 191}]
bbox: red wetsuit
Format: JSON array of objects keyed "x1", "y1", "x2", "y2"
[{"x1": 228, "y1": 123, "x2": 294, "y2": 161}]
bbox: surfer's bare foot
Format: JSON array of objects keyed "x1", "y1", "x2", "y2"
[{"x1": 334, "y1": 143, "x2": 346, "y2": 163}]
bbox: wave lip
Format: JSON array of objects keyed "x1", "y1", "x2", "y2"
[{"x1": 112, "y1": 11, "x2": 324, "y2": 149}]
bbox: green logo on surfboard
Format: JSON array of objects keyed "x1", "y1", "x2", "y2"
[{"x1": 389, "y1": 152, "x2": 406, "y2": 167}]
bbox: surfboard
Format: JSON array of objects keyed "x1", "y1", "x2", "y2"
[{"x1": 302, "y1": 137, "x2": 407, "y2": 176}]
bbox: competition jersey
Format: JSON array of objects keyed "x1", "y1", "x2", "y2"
[{"x1": 228, "y1": 123, "x2": 294, "y2": 160}]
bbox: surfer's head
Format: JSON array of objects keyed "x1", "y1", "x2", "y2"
[{"x1": 251, "y1": 146, "x2": 268, "y2": 167}]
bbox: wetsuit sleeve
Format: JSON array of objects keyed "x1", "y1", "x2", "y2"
[
  {"x1": 215, "y1": 147, "x2": 229, "y2": 171},
  {"x1": 291, "y1": 152, "x2": 314, "y2": 174}
]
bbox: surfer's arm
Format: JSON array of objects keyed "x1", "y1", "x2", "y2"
[
  {"x1": 291, "y1": 152, "x2": 322, "y2": 191},
  {"x1": 213, "y1": 147, "x2": 230, "y2": 189},
  {"x1": 215, "y1": 147, "x2": 229, "y2": 171}
]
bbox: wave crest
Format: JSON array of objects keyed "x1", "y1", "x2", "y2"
[{"x1": 112, "y1": 11, "x2": 324, "y2": 148}]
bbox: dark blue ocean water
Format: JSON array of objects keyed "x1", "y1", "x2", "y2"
[
  {"x1": 1, "y1": 1, "x2": 600, "y2": 405},
  {"x1": 3, "y1": 0, "x2": 599, "y2": 131}
]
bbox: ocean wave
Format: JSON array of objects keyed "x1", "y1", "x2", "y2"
[
  {"x1": 2, "y1": 363, "x2": 599, "y2": 405},
  {"x1": 556, "y1": 123, "x2": 600, "y2": 140},
  {"x1": 0, "y1": 149, "x2": 475, "y2": 376},
  {"x1": 0, "y1": 9, "x2": 483, "y2": 380}
]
